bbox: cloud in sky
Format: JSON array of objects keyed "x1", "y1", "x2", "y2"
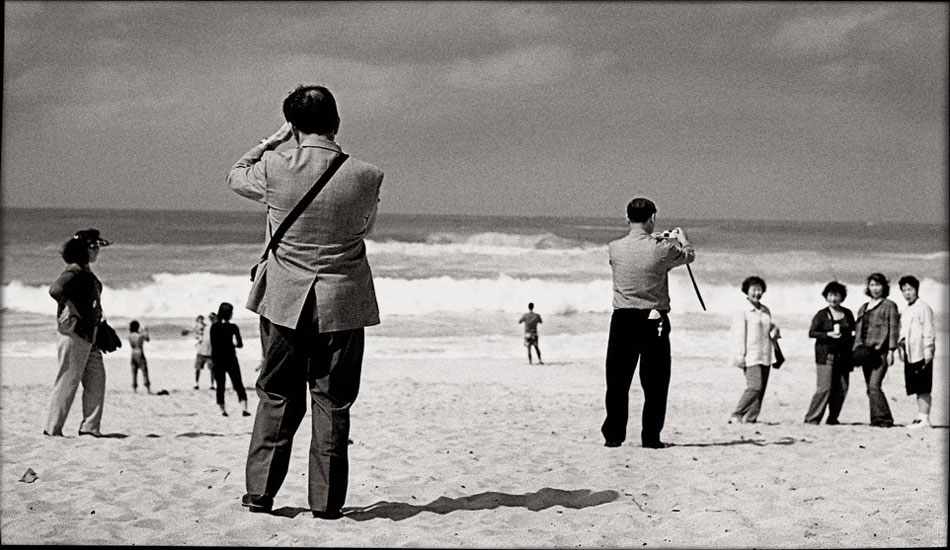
[
  {"x1": 1, "y1": 2, "x2": 946, "y2": 222},
  {"x1": 444, "y1": 45, "x2": 578, "y2": 91},
  {"x1": 491, "y1": 4, "x2": 560, "y2": 37},
  {"x1": 813, "y1": 58, "x2": 884, "y2": 84},
  {"x1": 272, "y1": 55, "x2": 417, "y2": 121},
  {"x1": 772, "y1": 7, "x2": 894, "y2": 56}
]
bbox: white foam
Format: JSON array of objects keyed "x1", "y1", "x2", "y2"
[{"x1": 3, "y1": 273, "x2": 946, "y2": 319}]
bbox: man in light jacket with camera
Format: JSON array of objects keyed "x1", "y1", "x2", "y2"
[{"x1": 227, "y1": 85, "x2": 383, "y2": 519}]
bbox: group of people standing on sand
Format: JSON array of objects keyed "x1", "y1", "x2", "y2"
[
  {"x1": 41, "y1": 84, "x2": 939, "y2": 520},
  {"x1": 727, "y1": 273, "x2": 936, "y2": 429},
  {"x1": 42, "y1": 223, "x2": 253, "y2": 437},
  {"x1": 188, "y1": 306, "x2": 252, "y2": 417}
]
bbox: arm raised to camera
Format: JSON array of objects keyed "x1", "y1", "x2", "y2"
[
  {"x1": 664, "y1": 227, "x2": 695, "y2": 267},
  {"x1": 227, "y1": 122, "x2": 294, "y2": 203}
]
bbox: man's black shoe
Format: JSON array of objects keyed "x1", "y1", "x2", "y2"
[
  {"x1": 604, "y1": 440, "x2": 622, "y2": 448},
  {"x1": 641, "y1": 441, "x2": 668, "y2": 449},
  {"x1": 241, "y1": 494, "x2": 273, "y2": 513},
  {"x1": 312, "y1": 509, "x2": 344, "y2": 520}
]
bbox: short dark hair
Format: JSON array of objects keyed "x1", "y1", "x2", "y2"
[
  {"x1": 528, "y1": 302, "x2": 534, "y2": 310},
  {"x1": 626, "y1": 198, "x2": 657, "y2": 223},
  {"x1": 741, "y1": 276, "x2": 767, "y2": 295},
  {"x1": 865, "y1": 273, "x2": 890, "y2": 298},
  {"x1": 130, "y1": 320, "x2": 140, "y2": 332},
  {"x1": 822, "y1": 281, "x2": 848, "y2": 301},
  {"x1": 61, "y1": 237, "x2": 90, "y2": 265},
  {"x1": 898, "y1": 275, "x2": 920, "y2": 291},
  {"x1": 283, "y1": 85, "x2": 340, "y2": 135},
  {"x1": 217, "y1": 302, "x2": 234, "y2": 322}
]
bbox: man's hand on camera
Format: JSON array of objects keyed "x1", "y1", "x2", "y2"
[
  {"x1": 672, "y1": 227, "x2": 689, "y2": 245},
  {"x1": 263, "y1": 122, "x2": 294, "y2": 149}
]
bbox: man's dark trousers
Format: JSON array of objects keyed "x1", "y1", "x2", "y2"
[
  {"x1": 245, "y1": 315, "x2": 364, "y2": 513},
  {"x1": 601, "y1": 308, "x2": 671, "y2": 446}
]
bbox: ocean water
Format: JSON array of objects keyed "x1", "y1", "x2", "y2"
[{"x1": 1, "y1": 208, "x2": 947, "y2": 364}]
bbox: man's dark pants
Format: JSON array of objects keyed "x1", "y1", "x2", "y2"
[
  {"x1": 245, "y1": 315, "x2": 364, "y2": 513},
  {"x1": 601, "y1": 308, "x2": 671, "y2": 446}
]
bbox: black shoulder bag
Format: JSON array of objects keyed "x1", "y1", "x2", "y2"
[
  {"x1": 95, "y1": 320, "x2": 122, "y2": 353},
  {"x1": 249, "y1": 153, "x2": 349, "y2": 281}
]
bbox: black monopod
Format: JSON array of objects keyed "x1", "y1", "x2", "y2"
[
  {"x1": 686, "y1": 263, "x2": 706, "y2": 311},
  {"x1": 657, "y1": 229, "x2": 706, "y2": 311}
]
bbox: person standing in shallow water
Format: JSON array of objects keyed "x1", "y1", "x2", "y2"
[
  {"x1": 45, "y1": 229, "x2": 112, "y2": 437},
  {"x1": 128, "y1": 320, "x2": 151, "y2": 394},
  {"x1": 518, "y1": 302, "x2": 543, "y2": 364},
  {"x1": 209, "y1": 302, "x2": 250, "y2": 418}
]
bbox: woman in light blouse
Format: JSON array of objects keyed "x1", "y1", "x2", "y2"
[
  {"x1": 853, "y1": 273, "x2": 899, "y2": 427},
  {"x1": 804, "y1": 281, "x2": 856, "y2": 425},
  {"x1": 898, "y1": 275, "x2": 936, "y2": 428},
  {"x1": 729, "y1": 276, "x2": 781, "y2": 424}
]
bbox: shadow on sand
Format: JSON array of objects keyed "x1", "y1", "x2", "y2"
[
  {"x1": 271, "y1": 488, "x2": 620, "y2": 521},
  {"x1": 87, "y1": 432, "x2": 128, "y2": 439},
  {"x1": 674, "y1": 436, "x2": 809, "y2": 448}
]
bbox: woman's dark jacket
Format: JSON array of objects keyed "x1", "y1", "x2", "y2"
[
  {"x1": 50, "y1": 264, "x2": 102, "y2": 343},
  {"x1": 808, "y1": 306, "x2": 856, "y2": 366},
  {"x1": 853, "y1": 299, "x2": 900, "y2": 352}
]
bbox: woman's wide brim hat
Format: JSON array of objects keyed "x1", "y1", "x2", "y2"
[{"x1": 73, "y1": 228, "x2": 111, "y2": 247}]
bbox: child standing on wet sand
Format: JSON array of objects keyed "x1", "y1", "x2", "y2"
[{"x1": 129, "y1": 320, "x2": 151, "y2": 394}]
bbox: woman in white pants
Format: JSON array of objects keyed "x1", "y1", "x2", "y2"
[{"x1": 45, "y1": 229, "x2": 112, "y2": 437}]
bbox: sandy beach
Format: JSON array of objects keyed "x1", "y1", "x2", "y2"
[{"x1": 1, "y1": 348, "x2": 946, "y2": 547}]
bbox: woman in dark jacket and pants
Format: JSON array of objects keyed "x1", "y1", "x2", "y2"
[
  {"x1": 804, "y1": 281, "x2": 856, "y2": 425},
  {"x1": 852, "y1": 273, "x2": 900, "y2": 427},
  {"x1": 45, "y1": 229, "x2": 111, "y2": 437}
]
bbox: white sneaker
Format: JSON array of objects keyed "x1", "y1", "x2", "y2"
[{"x1": 908, "y1": 418, "x2": 932, "y2": 429}]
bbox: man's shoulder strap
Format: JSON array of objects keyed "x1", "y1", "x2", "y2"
[{"x1": 261, "y1": 153, "x2": 349, "y2": 261}]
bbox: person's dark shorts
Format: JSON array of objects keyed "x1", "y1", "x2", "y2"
[
  {"x1": 524, "y1": 333, "x2": 538, "y2": 347},
  {"x1": 904, "y1": 360, "x2": 933, "y2": 395}
]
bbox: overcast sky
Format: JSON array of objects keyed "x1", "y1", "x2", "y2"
[{"x1": 2, "y1": 2, "x2": 947, "y2": 222}]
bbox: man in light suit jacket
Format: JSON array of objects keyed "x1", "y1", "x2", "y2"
[{"x1": 227, "y1": 85, "x2": 383, "y2": 519}]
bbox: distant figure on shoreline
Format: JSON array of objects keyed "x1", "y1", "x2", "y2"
[
  {"x1": 804, "y1": 281, "x2": 855, "y2": 425},
  {"x1": 209, "y1": 302, "x2": 249, "y2": 418},
  {"x1": 45, "y1": 229, "x2": 113, "y2": 438},
  {"x1": 898, "y1": 275, "x2": 936, "y2": 429},
  {"x1": 601, "y1": 198, "x2": 694, "y2": 450},
  {"x1": 129, "y1": 320, "x2": 151, "y2": 394},
  {"x1": 853, "y1": 273, "x2": 899, "y2": 428},
  {"x1": 190, "y1": 314, "x2": 215, "y2": 390},
  {"x1": 518, "y1": 302, "x2": 543, "y2": 365},
  {"x1": 729, "y1": 276, "x2": 781, "y2": 424}
]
